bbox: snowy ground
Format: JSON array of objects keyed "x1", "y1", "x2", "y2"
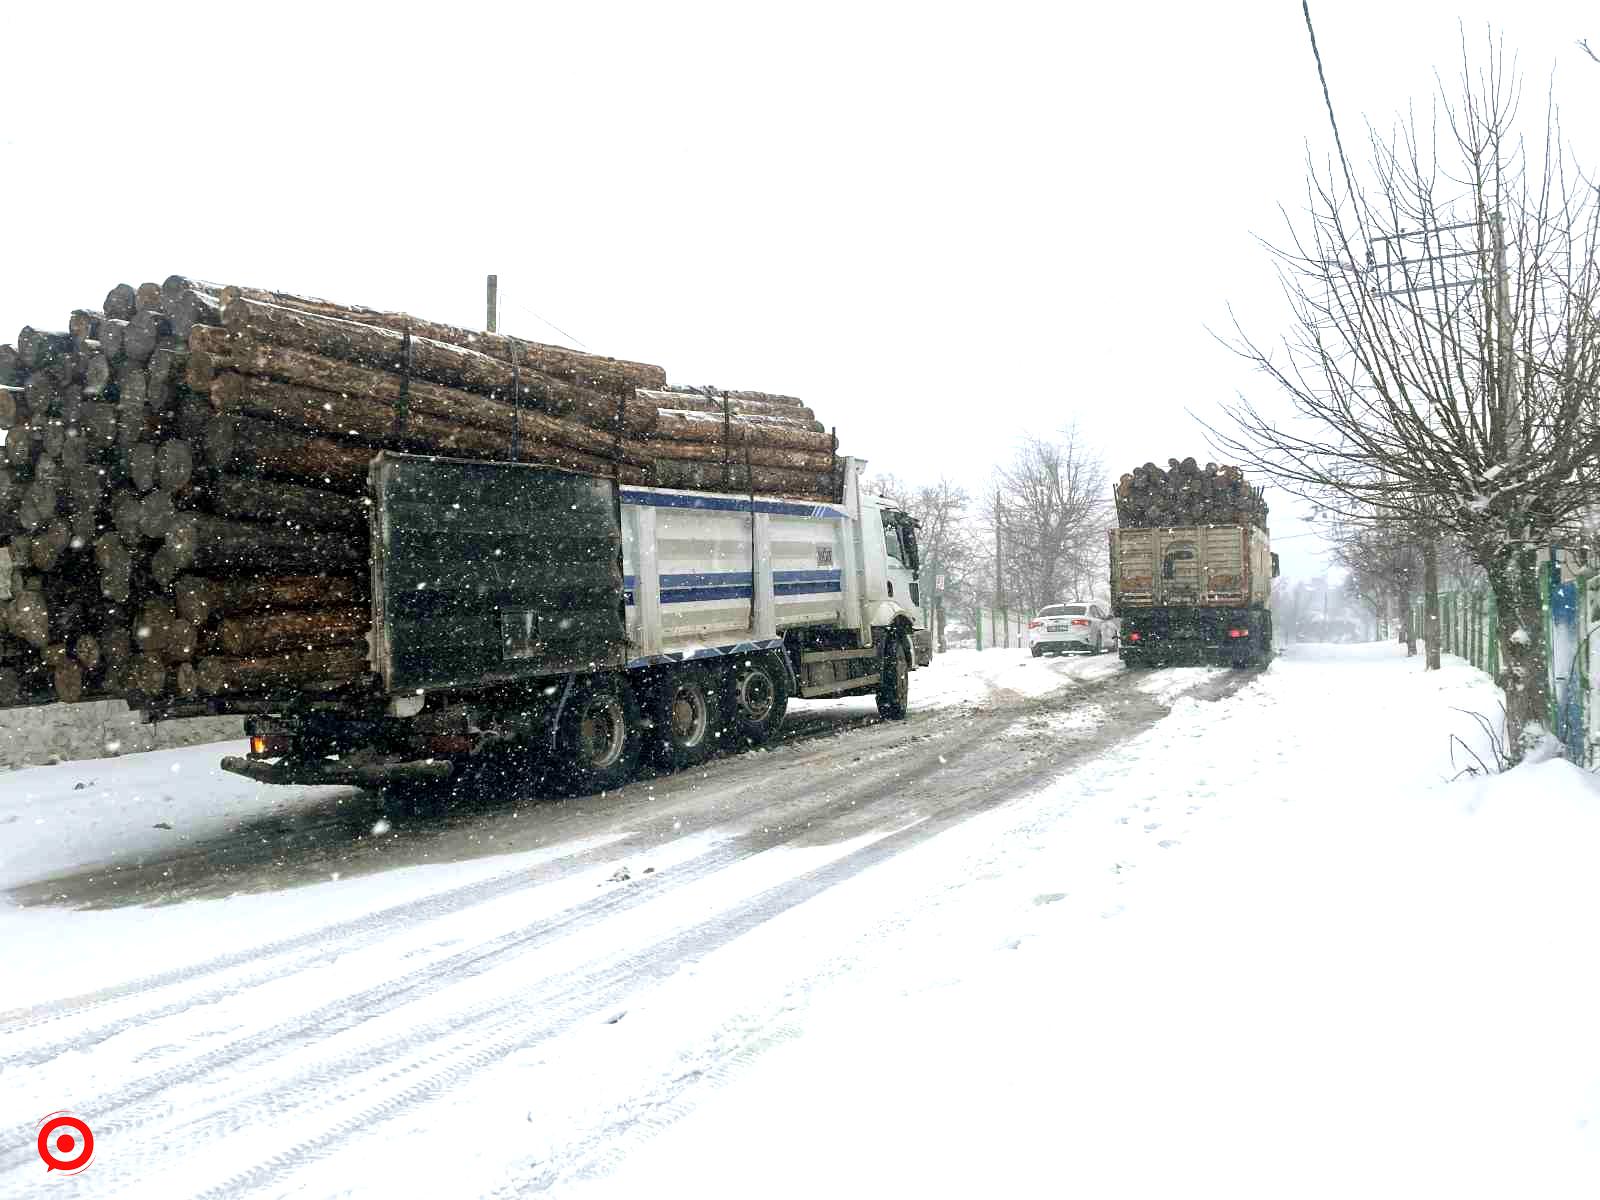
[{"x1": 3, "y1": 643, "x2": 1598, "y2": 1197}]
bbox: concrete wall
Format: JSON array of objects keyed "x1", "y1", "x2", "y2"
[{"x1": 0, "y1": 701, "x2": 243, "y2": 771}]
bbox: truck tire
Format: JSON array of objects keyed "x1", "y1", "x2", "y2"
[
  {"x1": 723, "y1": 651, "x2": 789, "y2": 748},
  {"x1": 1255, "y1": 612, "x2": 1274, "y2": 669},
  {"x1": 649, "y1": 665, "x2": 724, "y2": 770},
  {"x1": 555, "y1": 675, "x2": 643, "y2": 793},
  {"x1": 876, "y1": 633, "x2": 910, "y2": 720}
]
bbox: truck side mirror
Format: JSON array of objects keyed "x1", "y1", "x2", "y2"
[{"x1": 1271, "y1": 552, "x2": 1280, "y2": 578}]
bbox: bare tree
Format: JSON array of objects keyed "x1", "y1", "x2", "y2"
[
  {"x1": 993, "y1": 427, "x2": 1109, "y2": 615},
  {"x1": 1206, "y1": 35, "x2": 1600, "y2": 759},
  {"x1": 863, "y1": 473, "x2": 977, "y2": 653},
  {"x1": 1330, "y1": 516, "x2": 1424, "y2": 653}
]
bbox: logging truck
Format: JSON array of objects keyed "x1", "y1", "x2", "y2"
[
  {"x1": 1109, "y1": 523, "x2": 1278, "y2": 668},
  {"x1": 218, "y1": 452, "x2": 930, "y2": 796}
]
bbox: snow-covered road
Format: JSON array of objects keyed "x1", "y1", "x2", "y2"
[
  {"x1": 1, "y1": 647, "x2": 1201, "y2": 1196},
  {"x1": 4, "y1": 644, "x2": 1599, "y2": 1198}
]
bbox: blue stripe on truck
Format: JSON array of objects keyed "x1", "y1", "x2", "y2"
[{"x1": 621, "y1": 570, "x2": 841, "y2": 606}]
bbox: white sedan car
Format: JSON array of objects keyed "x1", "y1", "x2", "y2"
[{"x1": 1028, "y1": 602, "x2": 1117, "y2": 656}]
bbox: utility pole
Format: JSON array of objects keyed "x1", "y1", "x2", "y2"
[
  {"x1": 1492, "y1": 210, "x2": 1518, "y2": 466},
  {"x1": 486, "y1": 274, "x2": 498, "y2": 333},
  {"x1": 1365, "y1": 216, "x2": 1492, "y2": 671}
]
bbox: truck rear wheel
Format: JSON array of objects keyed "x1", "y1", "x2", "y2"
[
  {"x1": 723, "y1": 651, "x2": 789, "y2": 748},
  {"x1": 649, "y1": 665, "x2": 724, "y2": 770},
  {"x1": 876, "y1": 633, "x2": 910, "y2": 720},
  {"x1": 555, "y1": 675, "x2": 643, "y2": 792}
]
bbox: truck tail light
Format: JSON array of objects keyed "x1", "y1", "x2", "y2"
[
  {"x1": 249, "y1": 734, "x2": 291, "y2": 757},
  {"x1": 1228, "y1": 628, "x2": 1246, "y2": 639},
  {"x1": 1127, "y1": 632, "x2": 1141, "y2": 642}
]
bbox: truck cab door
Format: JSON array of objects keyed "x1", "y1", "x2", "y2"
[{"x1": 881, "y1": 512, "x2": 921, "y2": 619}]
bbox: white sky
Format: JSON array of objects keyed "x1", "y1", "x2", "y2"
[{"x1": 5, "y1": 1, "x2": 1597, "y2": 577}]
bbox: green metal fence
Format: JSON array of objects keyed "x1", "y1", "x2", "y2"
[
  {"x1": 1430, "y1": 588, "x2": 1500, "y2": 677},
  {"x1": 1413, "y1": 560, "x2": 1594, "y2": 764}
]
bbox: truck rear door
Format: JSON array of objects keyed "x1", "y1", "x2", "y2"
[{"x1": 370, "y1": 453, "x2": 626, "y2": 694}]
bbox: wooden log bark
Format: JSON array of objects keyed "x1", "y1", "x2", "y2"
[
  {"x1": 194, "y1": 278, "x2": 666, "y2": 392},
  {"x1": 175, "y1": 574, "x2": 367, "y2": 624},
  {"x1": 188, "y1": 473, "x2": 368, "y2": 533},
  {"x1": 0, "y1": 384, "x2": 23, "y2": 429},
  {"x1": 170, "y1": 289, "x2": 220, "y2": 339},
  {"x1": 123, "y1": 311, "x2": 172, "y2": 364},
  {"x1": 99, "y1": 318, "x2": 128, "y2": 361},
  {"x1": 30, "y1": 520, "x2": 74, "y2": 572},
  {"x1": 7, "y1": 590, "x2": 48, "y2": 648},
  {"x1": 147, "y1": 346, "x2": 188, "y2": 389},
  {"x1": 198, "y1": 346, "x2": 646, "y2": 462},
  {"x1": 216, "y1": 301, "x2": 659, "y2": 432},
  {"x1": 6, "y1": 432, "x2": 36, "y2": 469},
  {"x1": 138, "y1": 490, "x2": 177, "y2": 539},
  {"x1": 101, "y1": 626, "x2": 132, "y2": 665},
  {"x1": 205, "y1": 369, "x2": 650, "y2": 472},
  {"x1": 646, "y1": 407, "x2": 836, "y2": 452},
  {"x1": 17, "y1": 328, "x2": 73, "y2": 370},
  {"x1": 650, "y1": 458, "x2": 838, "y2": 497},
  {"x1": 104, "y1": 284, "x2": 137, "y2": 321},
  {"x1": 202, "y1": 414, "x2": 375, "y2": 492},
  {"x1": 126, "y1": 442, "x2": 159, "y2": 493},
  {"x1": 195, "y1": 645, "x2": 370, "y2": 696},
  {"x1": 126, "y1": 652, "x2": 168, "y2": 698},
  {"x1": 157, "y1": 439, "x2": 193, "y2": 491},
  {"x1": 0, "y1": 344, "x2": 20, "y2": 386},
  {"x1": 73, "y1": 633, "x2": 102, "y2": 676},
  {"x1": 162, "y1": 511, "x2": 367, "y2": 577},
  {"x1": 134, "y1": 282, "x2": 165, "y2": 313},
  {"x1": 53, "y1": 660, "x2": 84, "y2": 704},
  {"x1": 637, "y1": 388, "x2": 821, "y2": 428},
  {"x1": 645, "y1": 438, "x2": 836, "y2": 473},
  {"x1": 216, "y1": 606, "x2": 369, "y2": 656},
  {"x1": 199, "y1": 316, "x2": 653, "y2": 435}
]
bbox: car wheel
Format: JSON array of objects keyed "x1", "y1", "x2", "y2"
[{"x1": 1031, "y1": 645, "x2": 1043, "y2": 658}]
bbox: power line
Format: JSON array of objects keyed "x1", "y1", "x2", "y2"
[
  {"x1": 500, "y1": 293, "x2": 590, "y2": 349},
  {"x1": 1301, "y1": 1, "x2": 1365, "y2": 231}
]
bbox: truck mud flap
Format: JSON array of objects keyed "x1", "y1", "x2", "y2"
[{"x1": 220, "y1": 755, "x2": 453, "y2": 789}]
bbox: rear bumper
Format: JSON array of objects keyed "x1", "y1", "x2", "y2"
[
  {"x1": 220, "y1": 755, "x2": 454, "y2": 789},
  {"x1": 1119, "y1": 607, "x2": 1264, "y2": 658},
  {"x1": 1030, "y1": 630, "x2": 1094, "y2": 650}
]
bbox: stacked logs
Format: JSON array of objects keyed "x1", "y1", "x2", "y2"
[
  {"x1": 0, "y1": 276, "x2": 840, "y2": 711},
  {"x1": 1114, "y1": 458, "x2": 1269, "y2": 530}
]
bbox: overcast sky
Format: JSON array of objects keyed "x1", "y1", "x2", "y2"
[{"x1": 5, "y1": 1, "x2": 1597, "y2": 578}]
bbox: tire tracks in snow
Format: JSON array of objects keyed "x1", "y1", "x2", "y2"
[
  {"x1": 0, "y1": 681, "x2": 990, "y2": 1066},
  {"x1": 2, "y1": 664, "x2": 1248, "y2": 1194},
  {"x1": 0, "y1": 675, "x2": 1053, "y2": 1172}
]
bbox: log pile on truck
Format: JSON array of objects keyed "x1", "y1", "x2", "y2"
[
  {"x1": 1109, "y1": 454, "x2": 1276, "y2": 669},
  {"x1": 0, "y1": 277, "x2": 842, "y2": 711},
  {"x1": 1114, "y1": 457, "x2": 1268, "y2": 530}
]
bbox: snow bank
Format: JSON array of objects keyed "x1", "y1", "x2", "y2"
[{"x1": 583, "y1": 644, "x2": 1600, "y2": 1199}]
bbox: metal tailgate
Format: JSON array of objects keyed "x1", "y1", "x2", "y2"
[{"x1": 370, "y1": 452, "x2": 625, "y2": 694}]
